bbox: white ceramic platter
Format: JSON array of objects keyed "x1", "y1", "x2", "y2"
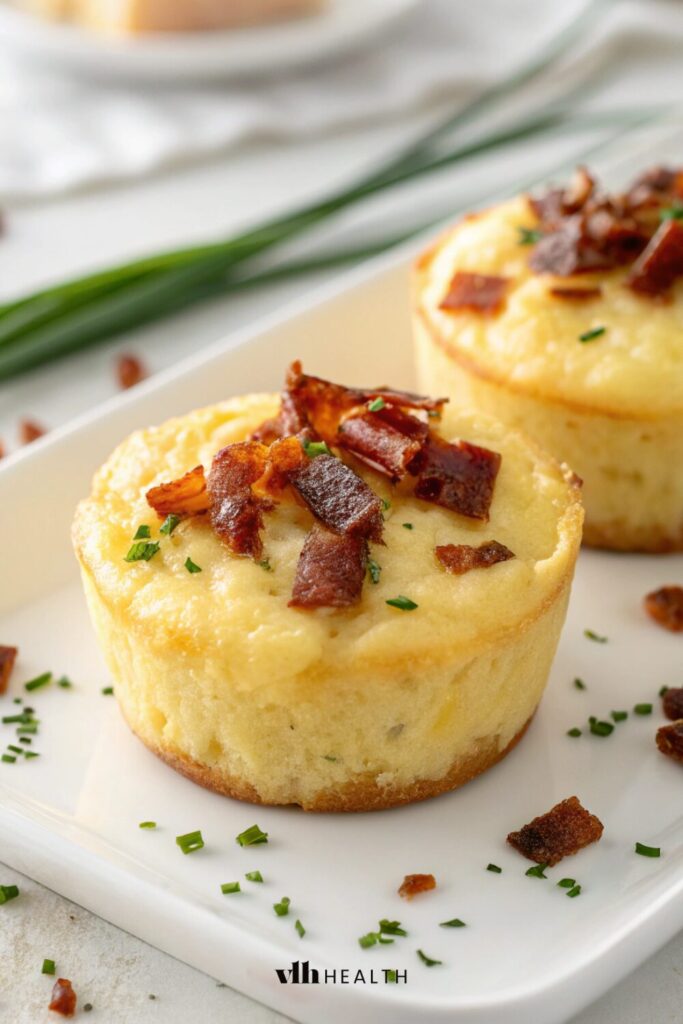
[
  {"x1": 1, "y1": 252, "x2": 682, "y2": 1024},
  {"x1": 0, "y1": 0, "x2": 421, "y2": 82}
]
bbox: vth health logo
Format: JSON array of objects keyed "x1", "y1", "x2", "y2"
[{"x1": 275, "y1": 960, "x2": 408, "y2": 985}]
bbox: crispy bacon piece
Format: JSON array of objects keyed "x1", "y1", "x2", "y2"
[
  {"x1": 656, "y1": 721, "x2": 683, "y2": 764},
  {"x1": 662, "y1": 688, "x2": 683, "y2": 721},
  {"x1": 644, "y1": 585, "x2": 683, "y2": 632},
  {"x1": 116, "y1": 352, "x2": 146, "y2": 390},
  {"x1": 0, "y1": 645, "x2": 18, "y2": 695},
  {"x1": 207, "y1": 442, "x2": 271, "y2": 558},
  {"x1": 289, "y1": 524, "x2": 368, "y2": 609},
  {"x1": 398, "y1": 873, "x2": 436, "y2": 899},
  {"x1": 338, "y1": 406, "x2": 428, "y2": 480},
  {"x1": 255, "y1": 435, "x2": 308, "y2": 495},
  {"x1": 49, "y1": 978, "x2": 77, "y2": 1017},
  {"x1": 550, "y1": 286, "x2": 602, "y2": 300},
  {"x1": 507, "y1": 796, "x2": 604, "y2": 866},
  {"x1": 20, "y1": 418, "x2": 46, "y2": 445},
  {"x1": 289, "y1": 454, "x2": 383, "y2": 543},
  {"x1": 146, "y1": 465, "x2": 210, "y2": 519},
  {"x1": 436, "y1": 540, "x2": 514, "y2": 575},
  {"x1": 439, "y1": 271, "x2": 509, "y2": 314},
  {"x1": 627, "y1": 219, "x2": 683, "y2": 295},
  {"x1": 411, "y1": 434, "x2": 501, "y2": 521},
  {"x1": 251, "y1": 388, "x2": 308, "y2": 445}
]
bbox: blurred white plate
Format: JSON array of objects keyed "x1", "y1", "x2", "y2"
[{"x1": 0, "y1": 0, "x2": 422, "y2": 82}]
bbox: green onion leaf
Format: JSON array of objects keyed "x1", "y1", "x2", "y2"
[
  {"x1": 1, "y1": 754, "x2": 16, "y2": 763},
  {"x1": 56, "y1": 676, "x2": 73, "y2": 688},
  {"x1": 24, "y1": 751, "x2": 40, "y2": 760},
  {"x1": 16, "y1": 724, "x2": 38, "y2": 735},
  {"x1": 386, "y1": 969, "x2": 398, "y2": 983},
  {"x1": 7, "y1": 745, "x2": 22, "y2": 755},
  {"x1": 302, "y1": 439, "x2": 332, "y2": 459},
  {"x1": 42, "y1": 959, "x2": 56, "y2": 975},
  {"x1": 220, "y1": 882, "x2": 241, "y2": 895},
  {"x1": 381, "y1": 499, "x2": 391, "y2": 512},
  {"x1": 2, "y1": 713, "x2": 32, "y2": 724},
  {"x1": 635, "y1": 842, "x2": 661, "y2": 858},
  {"x1": 557, "y1": 878, "x2": 576, "y2": 888},
  {"x1": 567, "y1": 727, "x2": 582, "y2": 737},
  {"x1": 611, "y1": 710, "x2": 628, "y2": 722},
  {"x1": 660, "y1": 205, "x2": 683, "y2": 221},
  {"x1": 584, "y1": 628, "x2": 608, "y2": 643},
  {"x1": 24, "y1": 672, "x2": 52, "y2": 692},
  {"x1": 486, "y1": 863, "x2": 502, "y2": 873},
  {"x1": 367, "y1": 558, "x2": 381, "y2": 584},
  {"x1": 379, "y1": 919, "x2": 407, "y2": 937},
  {"x1": 659, "y1": 685, "x2": 669, "y2": 697},
  {"x1": 295, "y1": 919, "x2": 305, "y2": 938},
  {"x1": 417, "y1": 949, "x2": 443, "y2": 967},
  {"x1": 517, "y1": 226, "x2": 543, "y2": 245},
  {"x1": 125, "y1": 540, "x2": 160, "y2": 563},
  {"x1": 184, "y1": 557, "x2": 202, "y2": 574},
  {"x1": 236, "y1": 824, "x2": 268, "y2": 847},
  {"x1": 358, "y1": 932, "x2": 378, "y2": 949},
  {"x1": 589, "y1": 719, "x2": 614, "y2": 737},
  {"x1": 258, "y1": 559, "x2": 272, "y2": 572},
  {"x1": 139, "y1": 821, "x2": 157, "y2": 830},
  {"x1": 101, "y1": 686, "x2": 114, "y2": 696},
  {"x1": 566, "y1": 884, "x2": 582, "y2": 898},
  {"x1": 386, "y1": 596, "x2": 418, "y2": 611},
  {"x1": 273, "y1": 897, "x2": 291, "y2": 917},
  {"x1": 160, "y1": 514, "x2": 181, "y2": 536},
  {"x1": 175, "y1": 830, "x2": 204, "y2": 855},
  {"x1": 573, "y1": 677, "x2": 586, "y2": 690},
  {"x1": 578, "y1": 326, "x2": 606, "y2": 343},
  {"x1": 367, "y1": 397, "x2": 386, "y2": 412},
  {"x1": 0, "y1": 884, "x2": 19, "y2": 904},
  {"x1": 401, "y1": 522, "x2": 414, "y2": 530},
  {"x1": 525, "y1": 863, "x2": 548, "y2": 879},
  {"x1": 633, "y1": 703, "x2": 653, "y2": 715},
  {"x1": 440, "y1": 918, "x2": 466, "y2": 928},
  {"x1": 133, "y1": 525, "x2": 151, "y2": 540},
  {"x1": 245, "y1": 870, "x2": 263, "y2": 883}
]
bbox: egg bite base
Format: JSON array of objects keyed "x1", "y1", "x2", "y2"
[{"x1": 73, "y1": 390, "x2": 582, "y2": 811}]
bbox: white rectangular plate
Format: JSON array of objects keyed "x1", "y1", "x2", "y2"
[{"x1": 1, "y1": 252, "x2": 682, "y2": 1024}]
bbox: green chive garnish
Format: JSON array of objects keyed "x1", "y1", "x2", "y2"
[
  {"x1": 175, "y1": 830, "x2": 204, "y2": 855},
  {"x1": 381, "y1": 499, "x2": 391, "y2": 512},
  {"x1": 0, "y1": 884, "x2": 19, "y2": 904},
  {"x1": 402, "y1": 522, "x2": 414, "y2": 530},
  {"x1": 295, "y1": 919, "x2": 305, "y2": 938},
  {"x1": 584, "y1": 628, "x2": 607, "y2": 643},
  {"x1": 160, "y1": 514, "x2": 181, "y2": 536},
  {"x1": 139, "y1": 821, "x2": 157, "y2": 830},
  {"x1": 220, "y1": 882, "x2": 241, "y2": 895},
  {"x1": 611, "y1": 710, "x2": 628, "y2": 722},
  {"x1": 440, "y1": 918, "x2": 466, "y2": 928},
  {"x1": 1, "y1": 754, "x2": 16, "y2": 763},
  {"x1": 16, "y1": 725, "x2": 38, "y2": 735},
  {"x1": 517, "y1": 226, "x2": 543, "y2": 245},
  {"x1": 659, "y1": 685, "x2": 669, "y2": 697},
  {"x1": 386, "y1": 969, "x2": 398, "y2": 983},
  {"x1": 245, "y1": 870, "x2": 263, "y2": 883},
  {"x1": 18, "y1": 737, "x2": 31, "y2": 745},
  {"x1": 574, "y1": 678, "x2": 586, "y2": 690},
  {"x1": 633, "y1": 703, "x2": 652, "y2": 716},
  {"x1": 379, "y1": 920, "x2": 407, "y2": 937},
  {"x1": 567, "y1": 727, "x2": 582, "y2": 737},
  {"x1": 368, "y1": 397, "x2": 386, "y2": 412},
  {"x1": 660, "y1": 205, "x2": 683, "y2": 221},
  {"x1": 557, "y1": 878, "x2": 576, "y2": 888},
  {"x1": 24, "y1": 752, "x2": 40, "y2": 760},
  {"x1": 7, "y1": 745, "x2": 22, "y2": 755},
  {"x1": 578, "y1": 326, "x2": 606, "y2": 343},
  {"x1": 566, "y1": 885, "x2": 582, "y2": 898},
  {"x1": 101, "y1": 687, "x2": 114, "y2": 696},
  {"x1": 367, "y1": 558, "x2": 381, "y2": 584},
  {"x1": 635, "y1": 842, "x2": 661, "y2": 858},
  {"x1": 525, "y1": 863, "x2": 548, "y2": 878},
  {"x1": 56, "y1": 676, "x2": 72, "y2": 689},
  {"x1": 417, "y1": 949, "x2": 442, "y2": 967},
  {"x1": 359, "y1": 932, "x2": 379, "y2": 949},
  {"x1": 2, "y1": 713, "x2": 31, "y2": 724},
  {"x1": 589, "y1": 718, "x2": 614, "y2": 737},
  {"x1": 486, "y1": 863, "x2": 502, "y2": 873},
  {"x1": 42, "y1": 959, "x2": 56, "y2": 975},
  {"x1": 24, "y1": 672, "x2": 51, "y2": 692},
  {"x1": 125, "y1": 540, "x2": 160, "y2": 563},
  {"x1": 273, "y1": 897, "x2": 290, "y2": 917},
  {"x1": 386, "y1": 596, "x2": 418, "y2": 611},
  {"x1": 236, "y1": 824, "x2": 268, "y2": 847},
  {"x1": 303, "y1": 439, "x2": 332, "y2": 459},
  {"x1": 184, "y1": 557, "x2": 202, "y2": 574},
  {"x1": 133, "y1": 525, "x2": 151, "y2": 540},
  {"x1": 258, "y1": 559, "x2": 272, "y2": 572}
]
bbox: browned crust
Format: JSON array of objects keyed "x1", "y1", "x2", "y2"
[{"x1": 133, "y1": 715, "x2": 534, "y2": 813}]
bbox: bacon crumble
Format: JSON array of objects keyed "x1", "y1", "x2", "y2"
[
  {"x1": 0, "y1": 645, "x2": 18, "y2": 695},
  {"x1": 337, "y1": 406, "x2": 427, "y2": 481},
  {"x1": 411, "y1": 434, "x2": 501, "y2": 521},
  {"x1": 288, "y1": 454, "x2": 383, "y2": 543},
  {"x1": 644, "y1": 585, "x2": 683, "y2": 632},
  {"x1": 49, "y1": 978, "x2": 77, "y2": 1017},
  {"x1": 398, "y1": 873, "x2": 436, "y2": 899},
  {"x1": 439, "y1": 271, "x2": 510, "y2": 314},
  {"x1": 289, "y1": 524, "x2": 368, "y2": 609},
  {"x1": 207, "y1": 442, "x2": 271, "y2": 559},
  {"x1": 507, "y1": 796, "x2": 604, "y2": 866},
  {"x1": 116, "y1": 353, "x2": 147, "y2": 390},
  {"x1": 436, "y1": 540, "x2": 514, "y2": 575},
  {"x1": 656, "y1": 721, "x2": 683, "y2": 764},
  {"x1": 19, "y1": 418, "x2": 46, "y2": 445},
  {"x1": 628, "y1": 219, "x2": 683, "y2": 295},
  {"x1": 662, "y1": 687, "x2": 683, "y2": 721},
  {"x1": 549, "y1": 286, "x2": 603, "y2": 301},
  {"x1": 147, "y1": 465, "x2": 209, "y2": 519}
]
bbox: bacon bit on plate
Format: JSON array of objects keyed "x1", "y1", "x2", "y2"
[
  {"x1": 627, "y1": 218, "x2": 683, "y2": 295},
  {"x1": 146, "y1": 465, "x2": 210, "y2": 518},
  {"x1": 289, "y1": 454, "x2": 383, "y2": 543},
  {"x1": 656, "y1": 721, "x2": 683, "y2": 765},
  {"x1": 207, "y1": 442, "x2": 271, "y2": 559},
  {"x1": 49, "y1": 978, "x2": 77, "y2": 1017},
  {"x1": 0, "y1": 645, "x2": 18, "y2": 695},
  {"x1": 116, "y1": 352, "x2": 147, "y2": 390},
  {"x1": 439, "y1": 271, "x2": 510, "y2": 314},
  {"x1": 19, "y1": 418, "x2": 46, "y2": 445},
  {"x1": 411, "y1": 434, "x2": 501, "y2": 521},
  {"x1": 398, "y1": 873, "x2": 437, "y2": 900},
  {"x1": 643, "y1": 585, "x2": 683, "y2": 632},
  {"x1": 507, "y1": 796, "x2": 604, "y2": 866},
  {"x1": 289, "y1": 524, "x2": 368, "y2": 609},
  {"x1": 549, "y1": 286, "x2": 603, "y2": 300},
  {"x1": 436, "y1": 540, "x2": 514, "y2": 575},
  {"x1": 662, "y1": 688, "x2": 683, "y2": 721}
]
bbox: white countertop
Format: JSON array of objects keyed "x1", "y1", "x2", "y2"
[{"x1": 1, "y1": 111, "x2": 681, "y2": 1024}]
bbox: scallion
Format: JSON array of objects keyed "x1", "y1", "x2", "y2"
[
  {"x1": 236, "y1": 824, "x2": 268, "y2": 847},
  {"x1": 273, "y1": 897, "x2": 291, "y2": 917},
  {"x1": 175, "y1": 830, "x2": 204, "y2": 855},
  {"x1": 635, "y1": 842, "x2": 661, "y2": 858}
]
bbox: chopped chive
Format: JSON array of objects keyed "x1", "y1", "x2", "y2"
[
  {"x1": 124, "y1": 540, "x2": 160, "y2": 563},
  {"x1": 517, "y1": 226, "x2": 543, "y2": 245},
  {"x1": 24, "y1": 752, "x2": 40, "y2": 760},
  {"x1": 659, "y1": 685, "x2": 669, "y2": 697},
  {"x1": 236, "y1": 824, "x2": 268, "y2": 847},
  {"x1": 367, "y1": 558, "x2": 381, "y2": 584},
  {"x1": 2, "y1": 713, "x2": 31, "y2": 724},
  {"x1": 101, "y1": 686, "x2": 114, "y2": 696},
  {"x1": 295, "y1": 919, "x2": 305, "y2": 938},
  {"x1": 220, "y1": 882, "x2": 241, "y2": 895},
  {"x1": 381, "y1": 498, "x2": 391, "y2": 512},
  {"x1": 322, "y1": 754, "x2": 337, "y2": 762},
  {"x1": 160, "y1": 514, "x2": 181, "y2": 536},
  {"x1": 660, "y1": 205, "x2": 683, "y2": 221},
  {"x1": 386, "y1": 969, "x2": 398, "y2": 983},
  {"x1": 566, "y1": 885, "x2": 582, "y2": 898},
  {"x1": 139, "y1": 821, "x2": 157, "y2": 830},
  {"x1": 525, "y1": 863, "x2": 548, "y2": 879},
  {"x1": 368, "y1": 397, "x2": 386, "y2": 412},
  {"x1": 303, "y1": 439, "x2": 332, "y2": 459},
  {"x1": 56, "y1": 676, "x2": 72, "y2": 689},
  {"x1": 42, "y1": 959, "x2": 56, "y2": 975},
  {"x1": 1, "y1": 754, "x2": 16, "y2": 763},
  {"x1": 567, "y1": 727, "x2": 582, "y2": 737},
  {"x1": 16, "y1": 724, "x2": 38, "y2": 735},
  {"x1": 18, "y1": 737, "x2": 31, "y2": 745},
  {"x1": 0, "y1": 885, "x2": 19, "y2": 904},
  {"x1": 557, "y1": 878, "x2": 576, "y2": 888},
  {"x1": 573, "y1": 678, "x2": 586, "y2": 690},
  {"x1": 358, "y1": 932, "x2": 379, "y2": 949},
  {"x1": 486, "y1": 863, "x2": 502, "y2": 873},
  {"x1": 245, "y1": 870, "x2": 263, "y2": 883},
  {"x1": 184, "y1": 557, "x2": 202, "y2": 574},
  {"x1": 386, "y1": 596, "x2": 418, "y2": 611},
  {"x1": 401, "y1": 522, "x2": 414, "y2": 530},
  {"x1": 633, "y1": 703, "x2": 653, "y2": 716},
  {"x1": 23, "y1": 707, "x2": 34, "y2": 715},
  {"x1": 175, "y1": 830, "x2": 204, "y2": 855},
  {"x1": 589, "y1": 718, "x2": 614, "y2": 737},
  {"x1": 440, "y1": 918, "x2": 466, "y2": 928},
  {"x1": 24, "y1": 672, "x2": 52, "y2": 692},
  {"x1": 578, "y1": 326, "x2": 606, "y2": 343},
  {"x1": 635, "y1": 842, "x2": 661, "y2": 858},
  {"x1": 12, "y1": 698, "x2": 21, "y2": 704},
  {"x1": 417, "y1": 949, "x2": 442, "y2": 967},
  {"x1": 584, "y1": 628, "x2": 607, "y2": 643},
  {"x1": 258, "y1": 559, "x2": 272, "y2": 572},
  {"x1": 7, "y1": 745, "x2": 22, "y2": 754},
  {"x1": 83, "y1": 1004, "x2": 93, "y2": 1013},
  {"x1": 273, "y1": 897, "x2": 290, "y2": 917},
  {"x1": 611, "y1": 710, "x2": 628, "y2": 722},
  {"x1": 133, "y1": 525, "x2": 151, "y2": 540},
  {"x1": 379, "y1": 919, "x2": 407, "y2": 937}
]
